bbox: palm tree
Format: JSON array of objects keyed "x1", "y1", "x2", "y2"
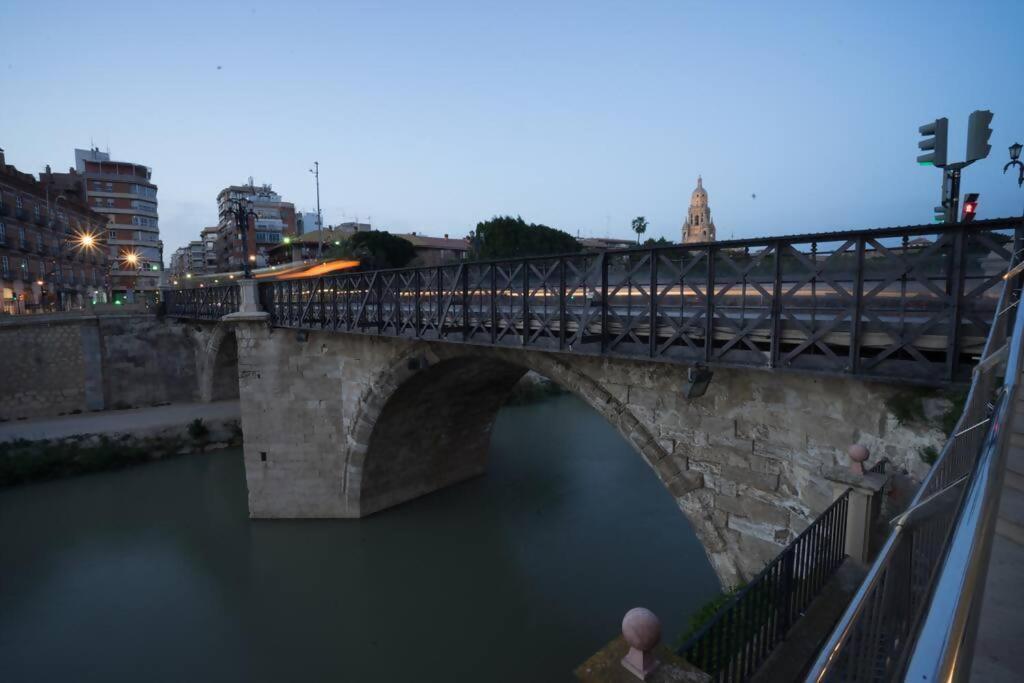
[{"x1": 631, "y1": 216, "x2": 648, "y2": 245}]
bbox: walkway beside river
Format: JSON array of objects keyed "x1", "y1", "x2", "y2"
[
  {"x1": 0, "y1": 401, "x2": 240, "y2": 443},
  {"x1": 970, "y1": 390, "x2": 1024, "y2": 681}
]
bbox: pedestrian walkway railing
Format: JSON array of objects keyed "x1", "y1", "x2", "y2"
[
  {"x1": 805, "y1": 244, "x2": 1024, "y2": 682},
  {"x1": 165, "y1": 284, "x2": 239, "y2": 320},
  {"x1": 251, "y1": 219, "x2": 1024, "y2": 386},
  {"x1": 679, "y1": 488, "x2": 851, "y2": 682}
]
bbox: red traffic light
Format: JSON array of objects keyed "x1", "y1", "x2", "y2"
[{"x1": 961, "y1": 193, "x2": 979, "y2": 223}]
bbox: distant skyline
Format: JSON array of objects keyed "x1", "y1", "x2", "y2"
[{"x1": 2, "y1": 0, "x2": 1023, "y2": 260}]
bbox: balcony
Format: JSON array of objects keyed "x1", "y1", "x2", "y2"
[
  {"x1": 0, "y1": 202, "x2": 8, "y2": 216},
  {"x1": 33, "y1": 213, "x2": 46, "y2": 227},
  {"x1": 15, "y1": 207, "x2": 27, "y2": 220},
  {"x1": 16, "y1": 239, "x2": 30, "y2": 253}
]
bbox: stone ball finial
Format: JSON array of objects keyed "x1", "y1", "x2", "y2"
[
  {"x1": 621, "y1": 608, "x2": 661, "y2": 680},
  {"x1": 848, "y1": 444, "x2": 870, "y2": 475}
]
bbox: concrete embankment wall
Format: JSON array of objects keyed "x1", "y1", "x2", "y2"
[{"x1": 0, "y1": 312, "x2": 200, "y2": 421}]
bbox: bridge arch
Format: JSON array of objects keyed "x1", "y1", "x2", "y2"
[
  {"x1": 193, "y1": 321, "x2": 240, "y2": 403},
  {"x1": 345, "y1": 345, "x2": 739, "y2": 585}
]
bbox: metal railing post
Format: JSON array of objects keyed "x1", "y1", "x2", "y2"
[{"x1": 600, "y1": 251, "x2": 609, "y2": 353}]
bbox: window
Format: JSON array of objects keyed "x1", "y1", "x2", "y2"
[
  {"x1": 20, "y1": 259, "x2": 27, "y2": 272},
  {"x1": 33, "y1": 205, "x2": 40, "y2": 220},
  {"x1": 134, "y1": 230, "x2": 143, "y2": 241},
  {"x1": 109, "y1": 230, "x2": 117, "y2": 240},
  {"x1": 15, "y1": 195, "x2": 23, "y2": 209},
  {"x1": 105, "y1": 198, "x2": 114, "y2": 207},
  {"x1": 18, "y1": 226, "x2": 26, "y2": 245},
  {"x1": 105, "y1": 182, "x2": 113, "y2": 192},
  {"x1": 0, "y1": 222, "x2": 5, "y2": 244},
  {"x1": 1, "y1": 255, "x2": 9, "y2": 276},
  {"x1": 131, "y1": 216, "x2": 157, "y2": 228}
]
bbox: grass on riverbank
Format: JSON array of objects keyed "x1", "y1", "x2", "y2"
[
  {"x1": 0, "y1": 435, "x2": 185, "y2": 487},
  {"x1": 0, "y1": 419, "x2": 241, "y2": 487}
]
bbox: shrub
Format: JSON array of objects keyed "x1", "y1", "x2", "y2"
[{"x1": 187, "y1": 418, "x2": 210, "y2": 443}]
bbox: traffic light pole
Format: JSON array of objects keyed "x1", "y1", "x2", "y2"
[{"x1": 942, "y1": 165, "x2": 963, "y2": 224}]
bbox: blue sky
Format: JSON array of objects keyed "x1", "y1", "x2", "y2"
[{"x1": 2, "y1": 0, "x2": 1023, "y2": 257}]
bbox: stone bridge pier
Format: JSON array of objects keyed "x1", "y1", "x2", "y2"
[{"x1": 229, "y1": 319, "x2": 938, "y2": 587}]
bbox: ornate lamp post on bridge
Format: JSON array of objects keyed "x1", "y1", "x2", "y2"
[
  {"x1": 224, "y1": 190, "x2": 259, "y2": 278},
  {"x1": 1005, "y1": 141, "x2": 1024, "y2": 195}
]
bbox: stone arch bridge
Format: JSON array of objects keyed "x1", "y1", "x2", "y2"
[{"x1": 168, "y1": 218, "x2": 1023, "y2": 586}]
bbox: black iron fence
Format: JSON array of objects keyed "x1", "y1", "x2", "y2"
[
  {"x1": 678, "y1": 488, "x2": 851, "y2": 682},
  {"x1": 804, "y1": 245, "x2": 1023, "y2": 682},
  {"x1": 250, "y1": 219, "x2": 1023, "y2": 385},
  {"x1": 165, "y1": 284, "x2": 239, "y2": 320}
]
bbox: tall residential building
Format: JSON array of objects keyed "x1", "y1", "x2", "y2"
[
  {"x1": 73, "y1": 148, "x2": 162, "y2": 301},
  {"x1": 681, "y1": 176, "x2": 716, "y2": 244},
  {"x1": 200, "y1": 226, "x2": 219, "y2": 272},
  {"x1": 0, "y1": 148, "x2": 109, "y2": 314},
  {"x1": 215, "y1": 183, "x2": 296, "y2": 271},
  {"x1": 170, "y1": 240, "x2": 205, "y2": 278}
]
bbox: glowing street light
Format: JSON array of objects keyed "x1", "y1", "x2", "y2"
[
  {"x1": 74, "y1": 231, "x2": 99, "y2": 251},
  {"x1": 122, "y1": 250, "x2": 140, "y2": 268}
]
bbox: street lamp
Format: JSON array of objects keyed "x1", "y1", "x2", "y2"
[
  {"x1": 121, "y1": 249, "x2": 142, "y2": 303},
  {"x1": 44, "y1": 194, "x2": 104, "y2": 311},
  {"x1": 224, "y1": 189, "x2": 258, "y2": 278},
  {"x1": 1005, "y1": 142, "x2": 1024, "y2": 188}
]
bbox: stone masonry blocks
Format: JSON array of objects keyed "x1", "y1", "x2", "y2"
[{"x1": 232, "y1": 327, "x2": 946, "y2": 588}]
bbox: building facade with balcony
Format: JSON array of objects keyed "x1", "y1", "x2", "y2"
[
  {"x1": 0, "y1": 148, "x2": 109, "y2": 314},
  {"x1": 73, "y1": 147, "x2": 162, "y2": 303},
  {"x1": 169, "y1": 240, "x2": 206, "y2": 279},
  {"x1": 215, "y1": 183, "x2": 296, "y2": 271}
]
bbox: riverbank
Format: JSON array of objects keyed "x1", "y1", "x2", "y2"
[{"x1": 0, "y1": 401, "x2": 241, "y2": 486}]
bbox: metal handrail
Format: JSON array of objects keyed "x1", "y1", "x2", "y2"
[
  {"x1": 901, "y1": 264, "x2": 1024, "y2": 680},
  {"x1": 805, "y1": 241, "x2": 1022, "y2": 682},
  {"x1": 679, "y1": 488, "x2": 851, "y2": 682}
]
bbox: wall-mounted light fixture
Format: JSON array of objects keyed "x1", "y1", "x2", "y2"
[{"x1": 683, "y1": 365, "x2": 714, "y2": 399}]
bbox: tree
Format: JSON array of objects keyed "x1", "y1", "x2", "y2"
[
  {"x1": 473, "y1": 215, "x2": 580, "y2": 259},
  {"x1": 631, "y1": 216, "x2": 648, "y2": 245},
  {"x1": 325, "y1": 231, "x2": 416, "y2": 269},
  {"x1": 643, "y1": 236, "x2": 671, "y2": 246}
]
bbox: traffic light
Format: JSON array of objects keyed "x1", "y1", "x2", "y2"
[
  {"x1": 933, "y1": 204, "x2": 948, "y2": 223},
  {"x1": 961, "y1": 193, "x2": 979, "y2": 223},
  {"x1": 918, "y1": 117, "x2": 948, "y2": 167},
  {"x1": 966, "y1": 110, "x2": 994, "y2": 163}
]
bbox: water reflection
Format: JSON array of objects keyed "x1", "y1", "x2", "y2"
[{"x1": 0, "y1": 393, "x2": 718, "y2": 682}]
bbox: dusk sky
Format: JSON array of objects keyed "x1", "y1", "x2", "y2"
[{"x1": 2, "y1": 0, "x2": 1023, "y2": 258}]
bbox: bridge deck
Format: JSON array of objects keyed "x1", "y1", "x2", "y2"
[{"x1": 166, "y1": 218, "x2": 1024, "y2": 386}]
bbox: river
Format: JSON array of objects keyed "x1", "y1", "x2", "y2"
[{"x1": 0, "y1": 393, "x2": 719, "y2": 682}]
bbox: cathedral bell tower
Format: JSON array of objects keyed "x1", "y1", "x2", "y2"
[{"x1": 681, "y1": 176, "x2": 716, "y2": 244}]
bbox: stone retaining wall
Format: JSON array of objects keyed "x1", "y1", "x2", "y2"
[{"x1": 0, "y1": 313, "x2": 203, "y2": 421}]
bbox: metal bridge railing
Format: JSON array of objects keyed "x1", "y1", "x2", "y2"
[
  {"x1": 678, "y1": 488, "x2": 851, "y2": 682},
  {"x1": 804, "y1": 245, "x2": 1024, "y2": 682},
  {"x1": 165, "y1": 284, "x2": 240, "y2": 320},
  {"x1": 255, "y1": 218, "x2": 1024, "y2": 385}
]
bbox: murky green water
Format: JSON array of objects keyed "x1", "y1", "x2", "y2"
[{"x1": 0, "y1": 393, "x2": 718, "y2": 682}]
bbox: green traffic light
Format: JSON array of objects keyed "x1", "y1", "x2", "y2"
[{"x1": 918, "y1": 161, "x2": 934, "y2": 167}]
